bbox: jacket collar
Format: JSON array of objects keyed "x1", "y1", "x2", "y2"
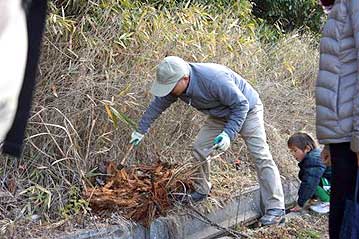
[
  {"x1": 298, "y1": 148, "x2": 321, "y2": 166},
  {"x1": 184, "y1": 65, "x2": 194, "y2": 96}
]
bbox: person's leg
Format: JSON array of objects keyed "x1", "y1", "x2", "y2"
[
  {"x1": 240, "y1": 102, "x2": 285, "y2": 212},
  {"x1": 192, "y1": 117, "x2": 225, "y2": 195},
  {"x1": 329, "y1": 143, "x2": 357, "y2": 239}
]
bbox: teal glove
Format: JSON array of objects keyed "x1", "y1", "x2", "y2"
[
  {"x1": 214, "y1": 131, "x2": 230, "y2": 151},
  {"x1": 129, "y1": 131, "x2": 144, "y2": 146}
]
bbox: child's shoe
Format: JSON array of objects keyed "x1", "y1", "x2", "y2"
[{"x1": 309, "y1": 202, "x2": 330, "y2": 214}]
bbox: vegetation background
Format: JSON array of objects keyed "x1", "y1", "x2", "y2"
[{"x1": 0, "y1": 0, "x2": 327, "y2": 237}]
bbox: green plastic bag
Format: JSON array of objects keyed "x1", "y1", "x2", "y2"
[{"x1": 315, "y1": 177, "x2": 330, "y2": 202}]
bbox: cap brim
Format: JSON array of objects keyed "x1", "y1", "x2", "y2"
[{"x1": 150, "y1": 80, "x2": 178, "y2": 97}]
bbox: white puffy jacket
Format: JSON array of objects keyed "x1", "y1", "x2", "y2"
[{"x1": 315, "y1": 0, "x2": 359, "y2": 152}]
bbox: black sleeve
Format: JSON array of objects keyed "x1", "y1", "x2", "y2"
[{"x1": 2, "y1": 0, "x2": 48, "y2": 157}]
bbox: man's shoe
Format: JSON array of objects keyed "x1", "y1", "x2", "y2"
[{"x1": 259, "y1": 208, "x2": 285, "y2": 226}]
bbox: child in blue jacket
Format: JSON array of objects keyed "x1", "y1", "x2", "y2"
[{"x1": 287, "y1": 132, "x2": 331, "y2": 213}]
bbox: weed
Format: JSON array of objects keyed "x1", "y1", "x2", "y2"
[
  {"x1": 60, "y1": 186, "x2": 89, "y2": 218},
  {"x1": 298, "y1": 229, "x2": 321, "y2": 239}
]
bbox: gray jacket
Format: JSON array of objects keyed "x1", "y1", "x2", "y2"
[
  {"x1": 138, "y1": 63, "x2": 260, "y2": 140},
  {"x1": 315, "y1": 0, "x2": 359, "y2": 152}
]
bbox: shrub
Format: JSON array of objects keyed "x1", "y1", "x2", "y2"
[{"x1": 250, "y1": 0, "x2": 325, "y2": 33}]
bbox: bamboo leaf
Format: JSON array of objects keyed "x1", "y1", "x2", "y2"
[
  {"x1": 105, "y1": 104, "x2": 118, "y2": 128},
  {"x1": 118, "y1": 84, "x2": 131, "y2": 96},
  {"x1": 110, "y1": 106, "x2": 136, "y2": 130}
]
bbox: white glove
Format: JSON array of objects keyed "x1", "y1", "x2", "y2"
[
  {"x1": 129, "y1": 131, "x2": 144, "y2": 146},
  {"x1": 214, "y1": 131, "x2": 230, "y2": 151}
]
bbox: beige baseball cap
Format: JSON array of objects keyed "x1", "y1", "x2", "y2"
[{"x1": 150, "y1": 56, "x2": 190, "y2": 97}]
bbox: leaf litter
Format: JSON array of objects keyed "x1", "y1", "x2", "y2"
[{"x1": 84, "y1": 161, "x2": 194, "y2": 226}]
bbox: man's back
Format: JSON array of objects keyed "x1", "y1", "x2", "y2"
[{"x1": 185, "y1": 63, "x2": 259, "y2": 112}]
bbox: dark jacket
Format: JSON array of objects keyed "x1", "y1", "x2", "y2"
[
  {"x1": 138, "y1": 63, "x2": 260, "y2": 140},
  {"x1": 297, "y1": 148, "x2": 331, "y2": 207}
]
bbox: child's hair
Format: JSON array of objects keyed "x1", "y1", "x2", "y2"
[{"x1": 287, "y1": 132, "x2": 318, "y2": 151}]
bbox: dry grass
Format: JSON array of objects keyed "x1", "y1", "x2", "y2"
[
  {"x1": 0, "y1": 1, "x2": 320, "y2": 237},
  {"x1": 244, "y1": 212, "x2": 328, "y2": 238}
]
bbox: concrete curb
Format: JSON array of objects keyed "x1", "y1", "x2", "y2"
[
  {"x1": 60, "y1": 224, "x2": 147, "y2": 239},
  {"x1": 60, "y1": 180, "x2": 299, "y2": 239}
]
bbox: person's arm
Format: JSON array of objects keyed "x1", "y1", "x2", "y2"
[
  {"x1": 297, "y1": 166, "x2": 325, "y2": 207},
  {"x1": 137, "y1": 94, "x2": 177, "y2": 134},
  {"x1": 1, "y1": 0, "x2": 48, "y2": 157},
  {"x1": 211, "y1": 74, "x2": 249, "y2": 140},
  {"x1": 350, "y1": 0, "x2": 359, "y2": 154},
  {"x1": 0, "y1": 0, "x2": 28, "y2": 144}
]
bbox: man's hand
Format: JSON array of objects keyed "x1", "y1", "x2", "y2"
[
  {"x1": 214, "y1": 131, "x2": 230, "y2": 151},
  {"x1": 129, "y1": 131, "x2": 144, "y2": 146},
  {"x1": 321, "y1": 145, "x2": 331, "y2": 166}
]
